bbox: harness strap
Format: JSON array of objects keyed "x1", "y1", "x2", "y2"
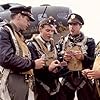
[
  {"x1": 64, "y1": 81, "x2": 75, "y2": 90},
  {"x1": 95, "y1": 80, "x2": 100, "y2": 97},
  {"x1": 76, "y1": 80, "x2": 86, "y2": 90},
  {"x1": 0, "y1": 25, "x2": 18, "y2": 100},
  {"x1": 0, "y1": 66, "x2": 11, "y2": 100},
  {"x1": 64, "y1": 79, "x2": 86, "y2": 91},
  {"x1": 28, "y1": 88, "x2": 35, "y2": 100},
  {"x1": 0, "y1": 25, "x2": 34, "y2": 100},
  {"x1": 5, "y1": 26, "x2": 20, "y2": 55},
  {"x1": 6, "y1": 26, "x2": 35, "y2": 100},
  {"x1": 62, "y1": 71, "x2": 87, "y2": 91},
  {"x1": 36, "y1": 78, "x2": 60, "y2": 95}
]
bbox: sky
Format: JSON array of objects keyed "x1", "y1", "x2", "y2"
[{"x1": 0, "y1": 0, "x2": 100, "y2": 43}]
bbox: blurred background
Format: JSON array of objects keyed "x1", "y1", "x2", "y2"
[{"x1": 0, "y1": 0, "x2": 100, "y2": 43}]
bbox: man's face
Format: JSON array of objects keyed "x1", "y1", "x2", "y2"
[
  {"x1": 39, "y1": 25, "x2": 54, "y2": 41},
  {"x1": 68, "y1": 22, "x2": 82, "y2": 36},
  {"x1": 18, "y1": 13, "x2": 31, "y2": 31}
]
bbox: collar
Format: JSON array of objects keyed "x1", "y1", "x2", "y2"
[
  {"x1": 37, "y1": 34, "x2": 50, "y2": 44},
  {"x1": 10, "y1": 22, "x2": 25, "y2": 41},
  {"x1": 68, "y1": 32, "x2": 84, "y2": 43},
  {"x1": 10, "y1": 22, "x2": 21, "y2": 33}
]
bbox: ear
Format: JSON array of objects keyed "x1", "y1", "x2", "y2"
[
  {"x1": 16, "y1": 13, "x2": 21, "y2": 20},
  {"x1": 80, "y1": 24, "x2": 82, "y2": 28},
  {"x1": 39, "y1": 27, "x2": 42, "y2": 32}
]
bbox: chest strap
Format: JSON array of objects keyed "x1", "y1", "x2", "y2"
[{"x1": 36, "y1": 78, "x2": 60, "y2": 95}]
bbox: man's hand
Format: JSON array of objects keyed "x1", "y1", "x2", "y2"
[
  {"x1": 48, "y1": 60, "x2": 61, "y2": 72},
  {"x1": 64, "y1": 51, "x2": 72, "y2": 61},
  {"x1": 34, "y1": 57, "x2": 45, "y2": 69},
  {"x1": 82, "y1": 69, "x2": 100, "y2": 79},
  {"x1": 82, "y1": 69, "x2": 91, "y2": 76},
  {"x1": 73, "y1": 51, "x2": 84, "y2": 60}
]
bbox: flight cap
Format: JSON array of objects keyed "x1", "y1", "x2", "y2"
[
  {"x1": 38, "y1": 16, "x2": 56, "y2": 27},
  {"x1": 67, "y1": 13, "x2": 84, "y2": 25},
  {"x1": 9, "y1": 5, "x2": 35, "y2": 21}
]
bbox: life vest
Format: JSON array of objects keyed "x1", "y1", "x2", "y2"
[
  {"x1": 0, "y1": 25, "x2": 34, "y2": 100},
  {"x1": 62, "y1": 35, "x2": 88, "y2": 71},
  {"x1": 32, "y1": 35, "x2": 61, "y2": 95},
  {"x1": 32, "y1": 35, "x2": 56, "y2": 66}
]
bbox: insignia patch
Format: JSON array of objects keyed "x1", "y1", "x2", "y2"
[{"x1": 71, "y1": 14, "x2": 76, "y2": 19}]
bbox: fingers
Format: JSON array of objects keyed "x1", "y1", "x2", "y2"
[
  {"x1": 87, "y1": 75, "x2": 94, "y2": 79},
  {"x1": 40, "y1": 59, "x2": 45, "y2": 66},
  {"x1": 41, "y1": 54, "x2": 46, "y2": 61},
  {"x1": 42, "y1": 63, "x2": 45, "y2": 66},
  {"x1": 82, "y1": 69, "x2": 95, "y2": 79},
  {"x1": 34, "y1": 58, "x2": 45, "y2": 69},
  {"x1": 48, "y1": 60, "x2": 61, "y2": 72},
  {"x1": 54, "y1": 60, "x2": 60, "y2": 64},
  {"x1": 82, "y1": 69, "x2": 91, "y2": 74}
]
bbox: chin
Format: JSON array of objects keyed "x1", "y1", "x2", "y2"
[{"x1": 46, "y1": 39, "x2": 50, "y2": 42}]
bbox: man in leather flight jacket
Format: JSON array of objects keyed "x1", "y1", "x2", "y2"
[
  {"x1": 27, "y1": 17, "x2": 67, "y2": 100},
  {"x1": 61, "y1": 13, "x2": 99, "y2": 100},
  {"x1": 0, "y1": 5, "x2": 45, "y2": 100}
]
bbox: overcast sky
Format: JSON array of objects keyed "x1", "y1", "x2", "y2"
[{"x1": 0, "y1": 0, "x2": 100, "y2": 43}]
